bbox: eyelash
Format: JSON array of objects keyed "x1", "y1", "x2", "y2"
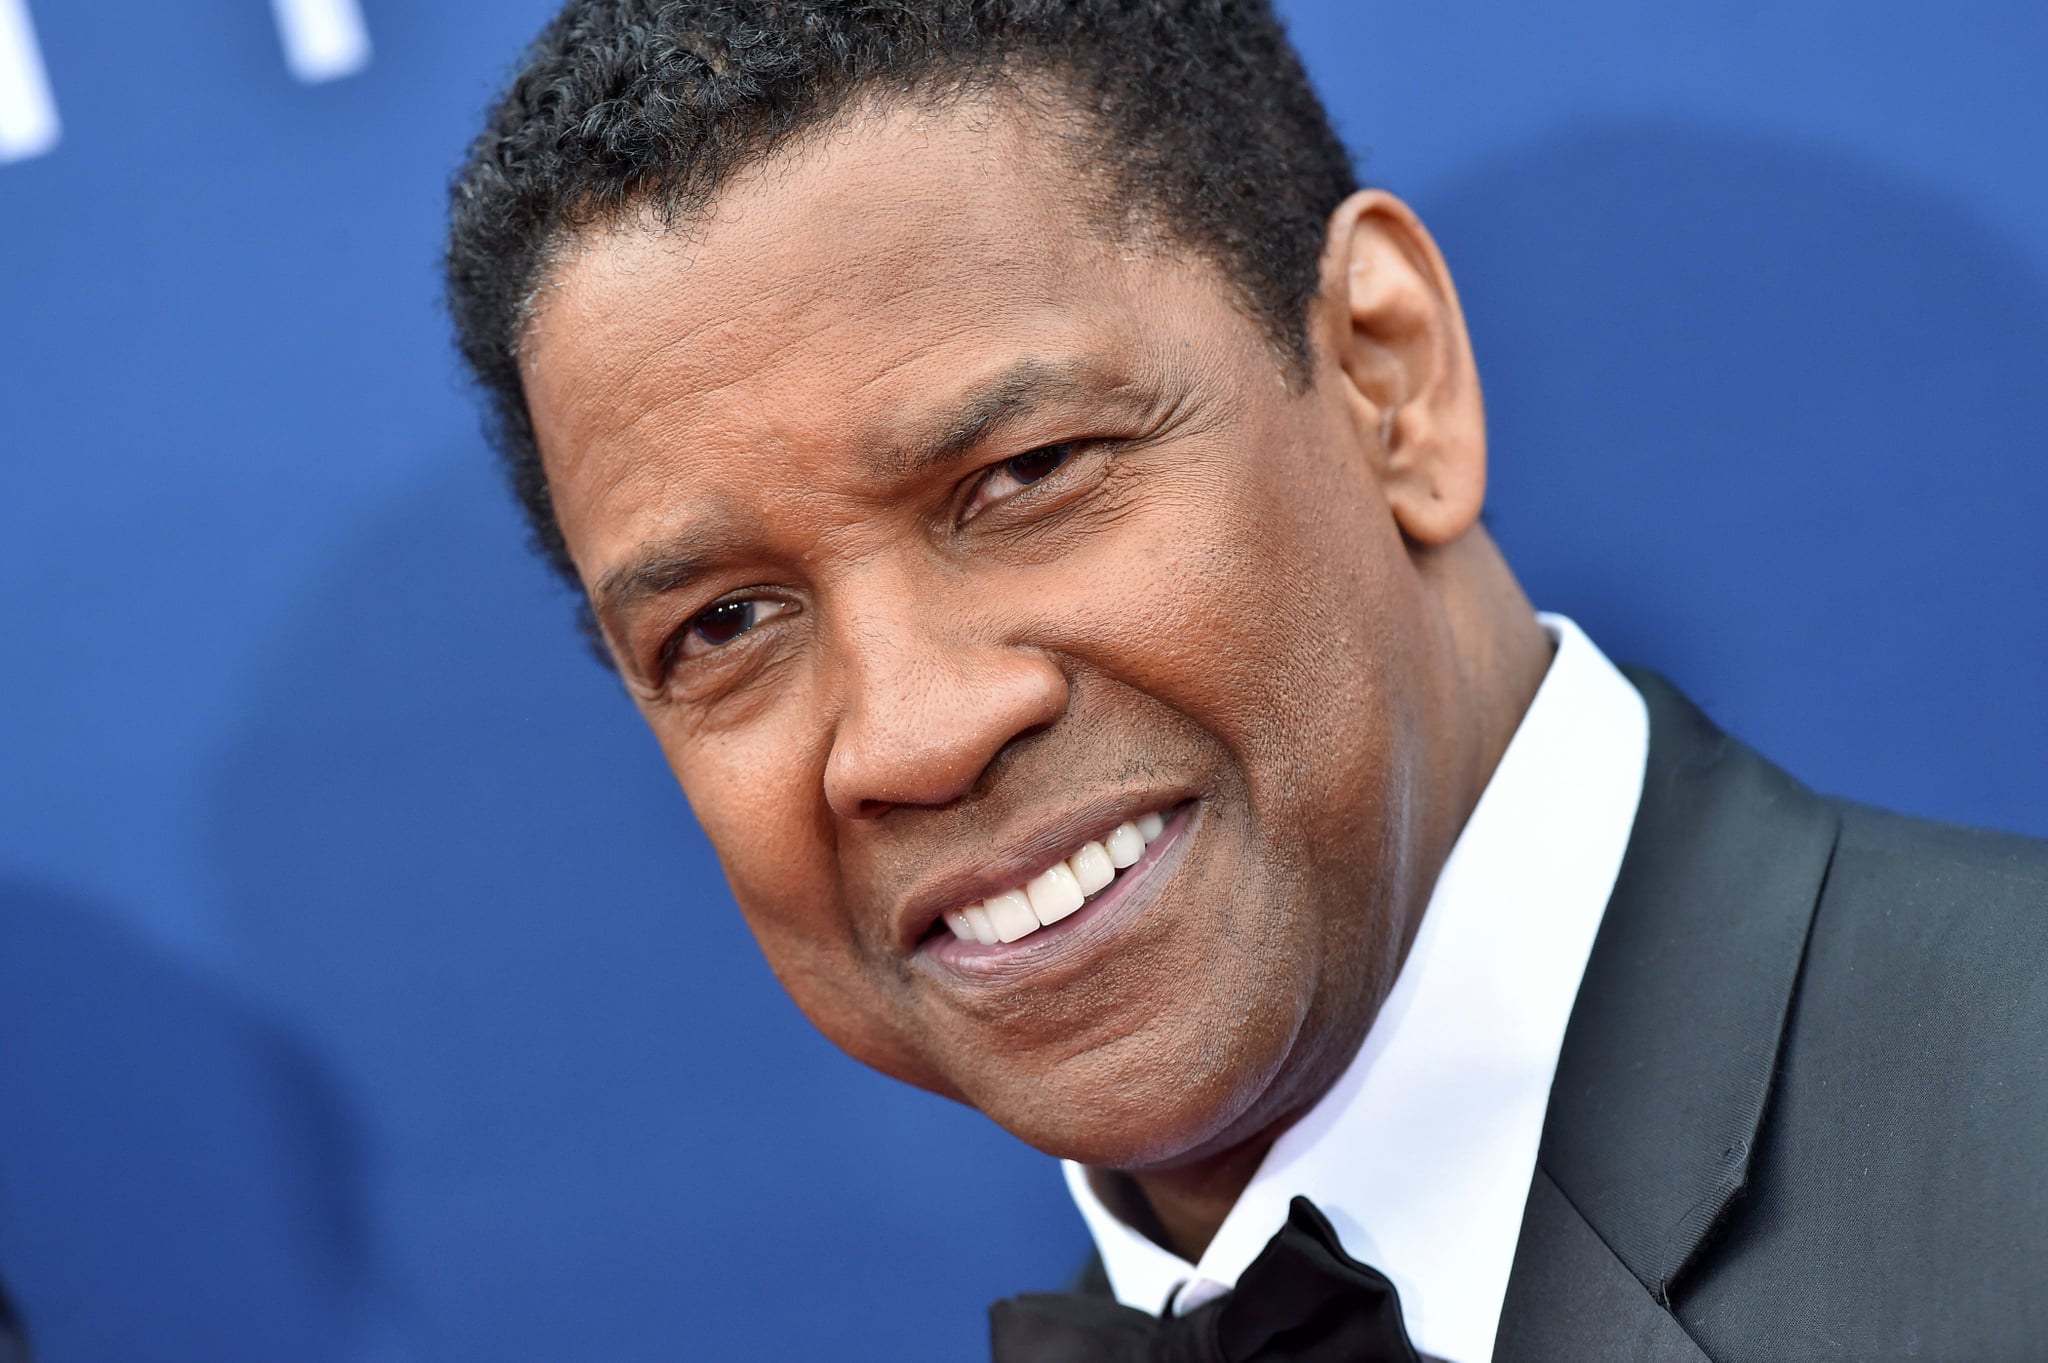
[{"x1": 963, "y1": 441, "x2": 1078, "y2": 521}]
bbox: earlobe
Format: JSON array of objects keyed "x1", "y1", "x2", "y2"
[
  {"x1": 1320, "y1": 190, "x2": 1489, "y2": 547},
  {"x1": 1378, "y1": 394, "x2": 1486, "y2": 547}
]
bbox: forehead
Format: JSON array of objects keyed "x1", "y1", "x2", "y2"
[{"x1": 519, "y1": 97, "x2": 1225, "y2": 572}]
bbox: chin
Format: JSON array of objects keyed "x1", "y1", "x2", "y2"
[{"x1": 969, "y1": 991, "x2": 1312, "y2": 1170}]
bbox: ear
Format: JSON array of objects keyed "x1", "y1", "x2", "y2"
[{"x1": 1315, "y1": 190, "x2": 1488, "y2": 546}]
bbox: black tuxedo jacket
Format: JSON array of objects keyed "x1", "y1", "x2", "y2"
[
  {"x1": 1495, "y1": 670, "x2": 2048, "y2": 1360},
  {"x1": 1062, "y1": 672, "x2": 2048, "y2": 1361}
]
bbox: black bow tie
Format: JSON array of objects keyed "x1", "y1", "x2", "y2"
[{"x1": 989, "y1": 1196, "x2": 1421, "y2": 1363}]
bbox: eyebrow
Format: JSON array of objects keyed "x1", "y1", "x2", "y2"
[
  {"x1": 881, "y1": 357, "x2": 1083, "y2": 479},
  {"x1": 594, "y1": 544, "x2": 722, "y2": 620},
  {"x1": 593, "y1": 356, "x2": 1117, "y2": 621}
]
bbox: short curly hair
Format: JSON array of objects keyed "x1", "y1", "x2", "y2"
[{"x1": 445, "y1": 0, "x2": 1358, "y2": 592}]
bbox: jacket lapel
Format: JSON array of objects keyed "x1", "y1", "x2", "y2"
[
  {"x1": 1496, "y1": 670, "x2": 1840, "y2": 1359},
  {"x1": 1495, "y1": 1169, "x2": 1710, "y2": 1362}
]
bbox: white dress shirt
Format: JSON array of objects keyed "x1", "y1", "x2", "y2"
[{"x1": 1063, "y1": 613, "x2": 1649, "y2": 1363}]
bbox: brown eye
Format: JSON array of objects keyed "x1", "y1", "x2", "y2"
[
  {"x1": 679, "y1": 598, "x2": 792, "y2": 662},
  {"x1": 1003, "y1": 443, "x2": 1072, "y2": 487},
  {"x1": 693, "y1": 600, "x2": 756, "y2": 648}
]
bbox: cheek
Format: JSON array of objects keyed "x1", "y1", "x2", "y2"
[
  {"x1": 651, "y1": 713, "x2": 954, "y2": 1090},
  {"x1": 658, "y1": 721, "x2": 850, "y2": 977},
  {"x1": 1098, "y1": 419, "x2": 1413, "y2": 834},
  {"x1": 665, "y1": 722, "x2": 822, "y2": 897},
  {"x1": 1235, "y1": 473, "x2": 1423, "y2": 891}
]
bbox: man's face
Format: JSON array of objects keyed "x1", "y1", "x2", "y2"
[{"x1": 521, "y1": 101, "x2": 1452, "y2": 1169}]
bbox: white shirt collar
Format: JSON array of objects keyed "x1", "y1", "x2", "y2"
[{"x1": 1062, "y1": 613, "x2": 1648, "y2": 1363}]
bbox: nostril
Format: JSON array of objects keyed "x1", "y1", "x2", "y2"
[{"x1": 1013, "y1": 714, "x2": 1057, "y2": 744}]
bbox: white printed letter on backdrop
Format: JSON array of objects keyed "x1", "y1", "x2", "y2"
[
  {"x1": 271, "y1": 0, "x2": 372, "y2": 84},
  {"x1": 0, "y1": 0, "x2": 59, "y2": 163}
]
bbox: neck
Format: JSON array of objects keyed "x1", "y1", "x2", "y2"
[
  {"x1": 1088, "y1": 1143, "x2": 1274, "y2": 1262},
  {"x1": 1097, "y1": 531, "x2": 1551, "y2": 1263}
]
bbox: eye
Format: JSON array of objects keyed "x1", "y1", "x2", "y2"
[
  {"x1": 673, "y1": 597, "x2": 792, "y2": 664},
  {"x1": 1001, "y1": 443, "x2": 1073, "y2": 487},
  {"x1": 964, "y1": 442, "x2": 1076, "y2": 520}
]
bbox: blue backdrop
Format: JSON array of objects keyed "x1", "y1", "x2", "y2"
[{"x1": 1, "y1": 3, "x2": 2043, "y2": 1360}]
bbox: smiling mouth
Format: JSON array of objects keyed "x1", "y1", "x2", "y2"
[{"x1": 933, "y1": 808, "x2": 1179, "y2": 947}]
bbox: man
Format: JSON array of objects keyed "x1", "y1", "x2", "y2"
[{"x1": 444, "y1": 2, "x2": 2048, "y2": 1358}]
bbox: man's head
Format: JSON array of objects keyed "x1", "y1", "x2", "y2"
[{"x1": 447, "y1": 0, "x2": 1543, "y2": 1175}]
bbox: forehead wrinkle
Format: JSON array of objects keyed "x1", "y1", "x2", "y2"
[
  {"x1": 533, "y1": 238, "x2": 822, "y2": 430},
  {"x1": 581, "y1": 318, "x2": 1094, "y2": 509},
  {"x1": 543, "y1": 292, "x2": 870, "y2": 512},
  {"x1": 561, "y1": 258, "x2": 1033, "y2": 466},
  {"x1": 737, "y1": 260, "x2": 1059, "y2": 402},
  {"x1": 545, "y1": 126, "x2": 1099, "y2": 392}
]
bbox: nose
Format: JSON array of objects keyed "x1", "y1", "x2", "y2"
[{"x1": 822, "y1": 594, "x2": 1070, "y2": 821}]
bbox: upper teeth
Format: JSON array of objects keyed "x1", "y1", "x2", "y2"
[{"x1": 943, "y1": 812, "x2": 1168, "y2": 946}]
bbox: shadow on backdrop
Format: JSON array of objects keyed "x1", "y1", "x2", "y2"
[
  {"x1": 203, "y1": 453, "x2": 1085, "y2": 1363},
  {"x1": 0, "y1": 881, "x2": 370, "y2": 1363},
  {"x1": 1429, "y1": 119, "x2": 2048, "y2": 837}
]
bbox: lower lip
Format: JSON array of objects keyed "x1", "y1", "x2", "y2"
[{"x1": 915, "y1": 800, "x2": 1201, "y2": 980}]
